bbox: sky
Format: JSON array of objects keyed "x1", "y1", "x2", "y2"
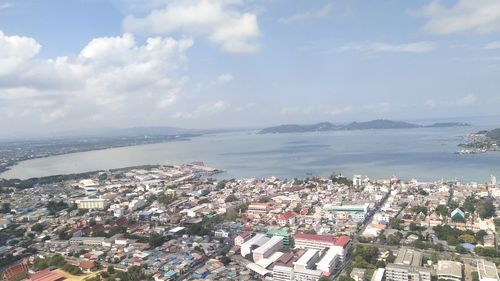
[{"x1": 1, "y1": 0, "x2": 500, "y2": 135}]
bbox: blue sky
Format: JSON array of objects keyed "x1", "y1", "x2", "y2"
[{"x1": 1, "y1": 0, "x2": 500, "y2": 134}]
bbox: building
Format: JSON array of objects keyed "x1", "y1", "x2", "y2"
[
  {"x1": 3, "y1": 260, "x2": 29, "y2": 281},
  {"x1": 451, "y1": 208, "x2": 465, "y2": 221},
  {"x1": 235, "y1": 231, "x2": 253, "y2": 246},
  {"x1": 315, "y1": 247, "x2": 339, "y2": 276},
  {"x1": 437, "y1": 261, "x2": 462, "y2": 281},
  {"x1": 385, "y1": 248, "x2": 431, "y2": 281},
  {"x1": 272, "y1": 248, "x2": 335, "y2": 281},
  {"x1": 214, "y1": 229, "x2": 229, "y2": 238},
  {"x1": 276, "y1": 212, "x2": 297, "y2": 226},
  {"x1": 241, "y1": 233, "x2": 269, "y2": 257},
  {"x1": 371, "y1": 268, "x2": 385, "y2": 281},
  {"x1": 477, "y1": 259, "x2": 500, "y2": 281},
  {"x1": 294, "y1": 234, "x2": 351, "y2": 264},
  {"x1": 76, "y1": 198, "x2": 108, "y2": 210},
  {"x1": 351, "y1": 268, "x2": 366, "y2": 281},
  {"x1": 248, "y1": 203, "x2": 273, "y2": 213},
  {"x1": 293, "y1": 249, "x2": 320, "y2": 271},
  {"x1": 353, "y1": 175, "x2": 362, "y2": 187},
  {"x1": 69, "y1": 237, "x2": 106, "y2": 246},
  {"x1": 253, "y1": 236, "x2": 283, "y2": 262},
  {"x1": 28, "y1": 269, "x2": 64, "y2": 281},
  {"x1": 267, "y1": 228, "x2": 292, "y2": 246}
]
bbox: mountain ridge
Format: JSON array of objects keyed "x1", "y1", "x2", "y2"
[{"x1": 258, "y1": 119, "x2": 470, "y2": 134}]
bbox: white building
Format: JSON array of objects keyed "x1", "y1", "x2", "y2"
[
  {"x1": 385, "y1": 248, "x2": 431, "y2": 281},
  {"x1": 253, "y1": 236, "x2": 283, "y2": 262},
  {"x1": 293, "y1": 249, "x2": 319, "y2": 271},
  {"x1": 316, "y1": 247, "x2": 339, "y2": 276},
  {"x1": 241, "y1": 233, "x2": 269, "y2": 257},
  {"x1": 235, "y1": 232, "x2": 253, "y2": 246},
  {"x1": 437, "y1": 261, "x2": 462, "y2": 281},
  {"x1": 477, "y1": 259, "x2": 500, "y2": 281},
  {"x1": 76, "y1": 198, "x2": 107, "y2": 210}
]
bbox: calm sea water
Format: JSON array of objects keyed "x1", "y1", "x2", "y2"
[{"x1": 2, "y1": 126, "x2": 500, "y2": 182}]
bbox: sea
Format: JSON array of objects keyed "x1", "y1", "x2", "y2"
[{"x1": 2, "y1": 122, "x2": 500, "y2": 183}]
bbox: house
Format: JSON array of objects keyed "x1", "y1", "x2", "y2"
[
  {"x1": 276, "y1": 212, "x2": 297, "y2": 227},
  {"x1": 79, "y1": 261, "x2": 97, "y2": 273},
  {"x1": 235, "y1": 232, "x2": 253, "y2": 246}
]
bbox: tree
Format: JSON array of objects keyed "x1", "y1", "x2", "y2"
[
  {"x1": 225, "y1": 194, "x2": 238, "y2": 203},
  {"x1": 107, "y1": 266, "x2": 115, "y2": 274},
  {"x1": 475, "y1": 230, "x2": 487, "y2": 244},
  {"x1": 318, "y1": 277, "x2": 331, "y2": 281},
  {"x1": 477, "y1": 200, "x2": 495, "y2": 219},
  {"x1": 220, "y1": 255, "x2": 231, "y2": 265},
  {"x1": 31, "y1": 223, "x2": 45, "y2": 232},
  {"x1": 435, "y1": 205, "x2": 448, "y2": 217},
  {"x1": 1, "y1": 202, "x2": 11, "y2": 214},
  {"x1": 455, "y1": 245, "x2": 467, "y2": 254},
  {"x1": 462, "y1": 196, "x2": 477, "y2": 214},
  {"x1": 387, "y1": 234, "x2": 400, "y2": 245},
  {"x1": 409, "y1": 222, "x2": 420, "y2": 231},
  {"x1": 389, "y1": 218, "x2": 404, "y2": 230},
  {"x1": 458, "y1": 234, "x2": 476, "y2": 244},
  {"x1": 148, "y1": 233, "x2": 166, "y2": 248}
]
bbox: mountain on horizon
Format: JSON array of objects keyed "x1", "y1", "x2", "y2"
[{"x1": 259, "y1": 119, "x2": 470, "y2": 134}]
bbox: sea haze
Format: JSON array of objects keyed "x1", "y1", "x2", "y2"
[{"x1": 2, "y1": 124, "x2": 500, "y2": 182}]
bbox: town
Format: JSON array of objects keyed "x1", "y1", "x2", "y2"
[{"x1": 0, "y1": 164, "x2": 499, "y2": 281}]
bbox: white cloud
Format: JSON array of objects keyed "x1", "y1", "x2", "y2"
[
  {"x1": 484, "y1": 41, "x2": 500, "y2": 49},
  {"x1": 339, "y1": 41, "x2": 437, "y2": 54},
  {"x1": 217, "y1": 73, "x2": 234, "y2": 83},
  {"x1": 0, "y1": 30, "x2": 193, "y2": 128},
  {"x1": 416, "y1": 0, "x2": 500, "y2": 34},
  {"x1": 279, "y1": 3, "x2": 334, "y2": 24},
  {"x1": 424, "y1": 94, "x2": 477, "y2": 108},
  {"x1": 123, "y1": 0, "x2": 260, "y2": 53},
  {"x1": 0, "y1": 2, "x2": 12, "y2": 10}
]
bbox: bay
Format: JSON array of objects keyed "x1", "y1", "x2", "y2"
[{"x1": 2, "y1": 126, "x2": 500, "y2": 182}]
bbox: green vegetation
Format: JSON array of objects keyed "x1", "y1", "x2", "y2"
[
  {"x1": 225, "y1": 194, "x2": 238, "y2": 203},
  {"x1": 33, "y1": 254, "x2": 82, "y2": 275},
  {"x1": 1, "y1": 202, "x2": 11, "y2": 213},
  {"x1": 84, "y1": 266, "x2": 151, "y2": 281},
  {"x1": 47, "y1": 200, "x2": 69, "y2": 215},
  {"x1": 475, "y1": 247, "x2": 499, "y2": 257},
  {"x1": 433, "y1": 225, "x2": 476, "y2": 246},
  {"x1": 148, "y1": 232, "x2": 166, "y2": 248},
  {"x1": 351, "y1": 245, "x2": 380, "y2": 269},
  {"x1": 158, "y1": 193, "x2": 176, "y2": 205}
]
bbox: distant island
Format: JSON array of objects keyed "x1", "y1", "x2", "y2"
[
  {"x1": 457, "y1": 128, "x2": 500, "y2": 154},
  {"x1": 258, "y1": 119, "x2": 470, "y2": 134}
]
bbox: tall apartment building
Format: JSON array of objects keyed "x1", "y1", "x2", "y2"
[{"x1": 385, "y1": 248, "x2": 432, "y2": 281}]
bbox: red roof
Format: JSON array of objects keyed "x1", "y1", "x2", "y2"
[
  {"x1": 277, "y1": 212, "x2": 297, "y2": 220},
  {"x1": 294, "y1": 233, "x2": 337, "y2": 243},
  {"x1": 29, "y1": 269, "x2": 64, "y2": 281},
  {"x1": 294, "y1": 233, "x2": 351, "y2": 248},
  {"x1": 4, "y1": 261, "x2": 29, "y2": 280},
  {"x1": 334, "y1": 235, "x2": 351, "y2": 248},
  {"x1": 79, "y1": 260, "x2": 95, "y2": 270},
  {"x1": 238, "y1": 231, "x2": 252, "y2": 238}
]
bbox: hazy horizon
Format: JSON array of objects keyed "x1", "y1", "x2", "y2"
[{"x1": 2, "y1": 0, "x2": 500, "y2": 135}]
